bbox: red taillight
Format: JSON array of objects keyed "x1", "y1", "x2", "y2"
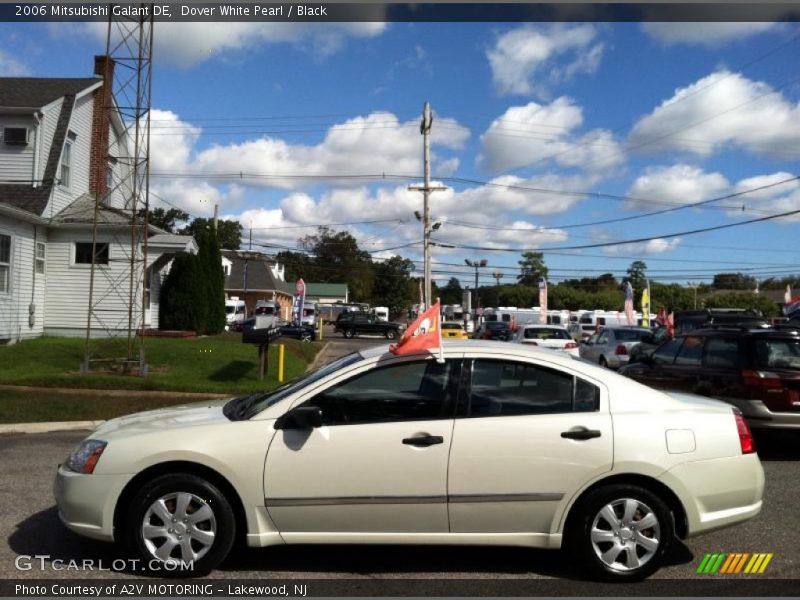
[
  {"x1": 615, "y1": 344, "x2": 627, "y2": 356},
  {"x1": 742, "y1": 369, "x2": 783, "y2": 389},
  {"x1": 734, "y1": 409, "x2": 756, "y2": 454},
  {"x1": 565, "y1": 342, "x2": 578, "y2": 350}
]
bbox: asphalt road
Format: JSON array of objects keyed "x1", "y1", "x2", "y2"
[{"x1": 1, "y1": 335, "x2": 799, "y2": 592}]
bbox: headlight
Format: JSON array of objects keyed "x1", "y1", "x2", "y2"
[{"x1": 65, "y1": 439, "x2": 107, "y2": 474}]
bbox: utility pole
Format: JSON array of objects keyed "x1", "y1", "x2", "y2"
[
  {"x1": 409, "y1": 102, "x2": 446, "y2": 310},
  {"x1": 492, "y1": 271, "x2": 504, "y2": 286},
  {"x1": 213, "y1": 203, "x2": 219, "y2": 230},
  {"x1": 465, "y1": 259, "x2": 488, "y2": 317}
]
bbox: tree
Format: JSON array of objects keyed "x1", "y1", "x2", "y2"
[
  {"x1": 159, "y1": 253, "x2": 206, "y2": 332},
  {"x1": 625, "y1": 260, "x2": 648, "y2": 291},
  {"x1": 181, "y1": 218, "x2": 243, "y2": 250},
  {"x1": 704, "y1": 292, "x2": 779, "y2": 317},
  {"x1": 439, "y1": 277, "x2": 463, "y2": 305},
  {"x1": 196, "y1": 227, "x2": 226, "y2": 334},
  {"x1": 712, "y1": 272, "x2": 758, "y2": 291},
  {"x1": 517, "y1": 252, "x2": 548, "y2": 286},
  {"x1": 139, "y1": 207, "x2": 189, "y2": 233},
  {"x1": 372, "y1": 256, "x2": 415, "y2": 318},
  {"x1": 299, "y1": 227, "x2": 374, "y2": 302}
]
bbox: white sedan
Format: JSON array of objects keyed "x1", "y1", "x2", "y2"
[
  {"x1": 513, "y1": 324, "x2": 580, "y2": 357},
  {"x1": 55, "y1": 341, "x2": 764, "y2": 581}
]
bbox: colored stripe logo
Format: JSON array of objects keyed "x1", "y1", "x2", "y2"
[{"x1": 697, "y1": 553, "x2": 773, "y2": 574}]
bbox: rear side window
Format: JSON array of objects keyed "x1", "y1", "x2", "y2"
[
  {"x1": 704, "y1": 337, "x2": 740, "y2": 369},
  {"x1": 752, "y1": 339, "x2": 800, "y2": 371},
  {"x1": 463, "y1": 359, "x2": 599, "y2": 418},
  {"x1": 675, "y1": 336, "x2": 704, "y2": 366},
  {"x1": 653, "y1": 338, "x2": 682, "y2": 365}
]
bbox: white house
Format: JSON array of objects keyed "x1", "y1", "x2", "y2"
[{"x1": 0, "y1": 56, "x2": 195, "y2": 344}]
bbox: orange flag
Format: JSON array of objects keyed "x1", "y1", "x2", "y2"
[{"x1": 390, "y1": 299, "x2": 444, "y2": 362}]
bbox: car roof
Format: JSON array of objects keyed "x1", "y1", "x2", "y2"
[
  {"x1": 521, "y1": 324, "x2": 567, "y2": 330},
  {"x1": 681, "y1": 327, "x2": 799, "y2": 338}
]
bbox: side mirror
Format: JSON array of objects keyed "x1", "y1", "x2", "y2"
[{"x1": 275, "y1": 406, "x2": 323, "y2": 430}]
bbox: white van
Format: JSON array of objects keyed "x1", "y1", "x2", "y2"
[
  {"x1": 373, "y1": 306, "x2": 389, "y2": 322},
  {"x1": 225, "y1": 298, "x2": 246, "y2": 328}
]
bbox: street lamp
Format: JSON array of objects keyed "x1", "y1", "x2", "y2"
[{"x1": 465, "y1": 258, "x2": 488, "y2": 317}]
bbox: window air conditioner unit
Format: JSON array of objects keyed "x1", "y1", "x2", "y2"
[{"x1": 3, "y1": 127, "x2": 29, "y2": 145}]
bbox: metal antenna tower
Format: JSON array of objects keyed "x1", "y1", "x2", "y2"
[{"x1": 82, "y1": 6, "x2": 153, "y2": 375}]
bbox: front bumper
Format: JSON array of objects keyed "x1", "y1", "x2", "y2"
[{"x1": 54, "y1": 465, "x2": 131, "y2": 542}]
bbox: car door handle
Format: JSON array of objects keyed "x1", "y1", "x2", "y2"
[
  {"x1": 402, "y1": 435, "x2": 444, "y2": 447},
  {"x1": 561, "y1": 428, "x2": 602, "y2": 441}
]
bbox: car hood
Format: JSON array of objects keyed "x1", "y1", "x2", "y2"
[{"x1": 91, "y1": 400, "x2": 231, "y2": 438}]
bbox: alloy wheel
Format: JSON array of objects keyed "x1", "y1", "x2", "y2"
[
  {"x1": 141, "y1": 492, "x2": 216, "y2": 564},
  {"x1": 589, "y1": 498, "x2": 661, "y2": 572}
]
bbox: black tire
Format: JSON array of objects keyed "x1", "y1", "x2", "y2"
[
  {"x1": 385, "y1": 329, "x2": 397, "y2": 340},
  {"x1": 343, "y1": 328, "x2": 356, "y2": 339},
  {"x1": 599, "y1": 356, "x2": 609, "y2": 368},
  {"x1": 123, "y1": 473, "x2": 236, "y2": 577},
  {"x1": 567, "y1": 484, "x2": 674, "y2": 582},
  {"x1": 300, "y1": 332, "x2": 313, "y2": 342}
]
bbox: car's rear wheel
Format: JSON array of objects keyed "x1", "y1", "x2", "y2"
[
  {"x1": 570, "y1": 484, "x2": 673, "y2": 581},
  {"x1": 343, "y1": 328, "x2": 355, "y2": 339},
  {"x1": 300, "y1": 331, "x2": 313, "y2": 342},
  {"x1": 123, "y1": 473, "x2": 235, "y2": 577},
  {"x1": 385, "y1": 329, "x2": 397, "y2": 340}
]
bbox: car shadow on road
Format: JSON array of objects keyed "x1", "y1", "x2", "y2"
[{"x1": 753, "y1": 429, "x2": 800, "y2": 461}]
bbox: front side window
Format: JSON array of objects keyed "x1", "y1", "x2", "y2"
[
  {"x1": 74, "y1": 242, "x2": 109, "y2": 265},
  {"x1": 304, "y1": 359, "x2": 458, "y2": 426},
  {"x1": 652, "y1": 338, "x2": 682, "y2": 365},
  {"x1": 464, "y1": 359, "x2": 598, "y2": 418},
  {"x1": 0, "y1": 234, "x2": 10, "y2": 293}
]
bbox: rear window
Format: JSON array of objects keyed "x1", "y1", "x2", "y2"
[
  {"x1": 442, "y1": 323, "x2": 463, "y2": 330},
  {"x1": 614, "y1": 329, "x2": 650, "y2": 342},
  {"x1": 524, "y1": 328, "x2": 571, "y2": 340},
  {"x1": 752, "y1": 338, "x2": 800, "y2": 371}
]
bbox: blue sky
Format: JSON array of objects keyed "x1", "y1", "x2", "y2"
[{"x1": 2, "y1": 18, "x2": 800, "y2": 290}]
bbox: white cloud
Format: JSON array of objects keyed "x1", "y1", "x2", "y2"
[
  {"x1": 641, "y1": 23, "x2": 777, "y2": 46},
  {"x1": 487, "y1": 24, "x2": 604, "y2": 96},
  {"x1": 76, "y1": 21, "x2": 387, "y2": 68},
  {"x1": 729, "y1": 172, "x2": 800, "y2": 222},
  {"x1": 478, "y1": 98, "x2": 624, "y2": 174},
  {"x1": 605, "y1": 238, "x2": 683, "y2": 255},
  {"x1": 149, "y1": 109, "x2": 202, "y2": 172},
  {"x1": 626, "y1": 164, "x2": 730, "y2": 210},
  {"x1": 629, "y1": 71, "x2": 800, "y2": 158},
  {"x1": 0, "y1": 49, "x2": 29, "y2": 76},
  {"x1": 158, "y1": 111, "x2": 469, "y2": 190},
  {"x1": 151, "y1": 181, "x2": 245, "y2": 216}
]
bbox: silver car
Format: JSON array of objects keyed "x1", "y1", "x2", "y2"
[{"x1": 580, "y1": 326, "x2": 653, "y2": 369}]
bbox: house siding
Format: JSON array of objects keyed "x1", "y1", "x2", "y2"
[
  {"x1": 44, "y1": 228, "x2": 144, "y2": 336},
  {"x1": 0, "y1": 115, "x2": 36, "y2": 184},
  {"x1": 37, "y1": 98, "x2": 64, "y2": 184},
  {"x1": 45, "y1": 93, "x2": 93, "y2": 218},
  {"x1": 106, "y1": 120, "x2": 131, "y2": 210},
  {"x1": 0, "y1": 215, "x2": 46, "y2": 343}
]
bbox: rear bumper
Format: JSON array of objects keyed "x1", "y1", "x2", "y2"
[
  {"x1": 659, "y1": 453, "x2": 764, "y2": 537},
  {"x1": 723, "y1": 397, "x2": 800, "y2": 429}
]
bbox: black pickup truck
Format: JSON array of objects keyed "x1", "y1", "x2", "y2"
[{"x1": 334, "y1": 312, "x2": 404, "y2": 339}]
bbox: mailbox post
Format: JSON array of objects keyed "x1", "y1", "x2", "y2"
[{"x1": 242, "y1": 325, "x2": 282, "y2": 380}]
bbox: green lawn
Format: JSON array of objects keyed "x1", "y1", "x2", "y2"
[
  {"x1": 0, "y1": 333, "x2": 320, "y2": 394},
  {"x1": 0, "y1": 389, "x2": 223, "y2": 424}
]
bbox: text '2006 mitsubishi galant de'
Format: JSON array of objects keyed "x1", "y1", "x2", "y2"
[{"x1": 56, "y1": 340, "x2": 764, "y2": 581}]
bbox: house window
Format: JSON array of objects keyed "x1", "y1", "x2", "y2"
[
  {"x1": 35, "y1": 242, "x2": 46, "y2": 275},
  {"x1": 74, "y1": 242, "x2": 109, "y2": 265},
  {"x1": 60, "y1": 134, "x2": 75, "y2": 188},
  {"x1": 0, "y1": 234, "x2": 10, "y2": 293}
]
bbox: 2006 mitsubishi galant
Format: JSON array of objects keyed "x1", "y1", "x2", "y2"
[{"x1": 55, "y1": 341, "x2": 764, "y2": 581}]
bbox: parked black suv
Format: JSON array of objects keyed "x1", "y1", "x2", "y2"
[
  {"x1": 334, "y1": 311, "x2": 404, "y2": 339},
  {"x1": 620, "y1": 327, "x2": 800, "y2": 429}
]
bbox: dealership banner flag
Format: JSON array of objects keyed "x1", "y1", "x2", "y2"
[
  {"x1": 624, "y1": 282, "x2": 635, "y2": 326},
  {"x1": 390, "y1": 299, "x2": 444, "y2": 362},
  {"x1": 538, "y1": 279, "x2": 548, "y2": 324},
  {"x1": 292, "y1": 278, "x2": 305, "y2": 325},
  {"x1": 641, "y1": 286, "x2": 651, "y2": 328}
]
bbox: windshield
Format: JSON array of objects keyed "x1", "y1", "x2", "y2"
[
  {"x1": 614, "y1": 329, "x2": 650, "y2": 342},
  {"x1": 523, "y1": 328, "x2": 570, "y2": 340},
  {"x1": 223, "y1": 352, "x2": 363, "y2": 421},
  {"x1": 487, "y1": 322, "x2": 507, "y2": 330},
  {"x1": 753, "y1": 338, "x2": 800, "y2": 371},
  {"x1": 225, "y1": 306, "x2": 236, "y2": 314}
]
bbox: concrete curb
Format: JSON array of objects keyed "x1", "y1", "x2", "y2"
[
  {"x1": 308, "y1": 342, "x2": 332, "y2": 371},
  {"x1": 0, "y1": 420, "x2": 105, "y2": 435}
]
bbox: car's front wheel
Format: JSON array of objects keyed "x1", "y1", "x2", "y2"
[
  {"x1": 343, "y1": 328, "x2": 356, "y2": 339},
  {"x1": 123, "y1": 473, "x2": 236, "y2": 577},
  {"x1": 570, "y1": 484, "x2": 674, "y2": 581}
]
